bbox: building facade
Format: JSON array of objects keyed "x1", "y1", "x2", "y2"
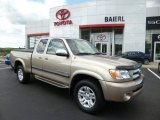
[
  {"x1": 146, "y1": 7, "x2": 160, "y2": 61},
  {"x1": 26, "y1": 0, "x2": 148, "y2": 58},
  {"x1": 25, "y1": 19, "x2": 49, "y2": 49}
]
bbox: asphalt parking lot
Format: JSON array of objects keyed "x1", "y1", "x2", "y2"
[{"x1": 0, "y1": 63, "x2": 160, "y2": 120}]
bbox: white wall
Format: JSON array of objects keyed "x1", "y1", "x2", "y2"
[
  {"x1": 25, "y1": 19, "x2": 49, "y2": 34},
  {"x1": 147, "y1": 7, "x2": 160, "y2": 17},
  {"x1": 50, "y1": 0, "x2": 146, "y2": 52},
  {"x1": 25, "y1": 19, "x2": 49, "y2": 48}
]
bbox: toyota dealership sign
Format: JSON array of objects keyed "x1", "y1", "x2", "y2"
[
  {"x1": 91, "y1": 33, "x2": 110, "y2": 42},
  {"x1": 54, "y1": 9, "x2": 73, "y2": 26},
  {"x1": 97, "y1": 34, "x2": 106, "y2": 41}
]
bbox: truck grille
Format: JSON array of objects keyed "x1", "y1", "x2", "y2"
[{"x1": 132, "y1": 69, "x2": 141, "y2": 80}]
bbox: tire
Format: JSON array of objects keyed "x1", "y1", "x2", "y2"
[
  {"x1": 73, "y1": 80, "x2": 105, "y2": 114},
  {"x1": 17, "y1": 66, "x2": 30, "y2": 84},
  {"x1": 158, "y1": 64, "x2": 160, "y2": 73},
  {"x1": 144, "y1": 59, "x2": 149, "y2": 65}
]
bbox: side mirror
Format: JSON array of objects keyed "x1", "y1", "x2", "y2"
[{"x1": 56, "y1": 49, "x2": 69, "y2": 57}]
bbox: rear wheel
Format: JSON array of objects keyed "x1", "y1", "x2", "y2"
[
  {"x1": 17, "y1": 66, "x2": 30, "y2": 83},
  {"x1": 73, "y1": 80, "x2": 105, "y2": 114}
]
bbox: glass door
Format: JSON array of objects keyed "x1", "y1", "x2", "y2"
[
  {"x1": 154, "y1": 42, "x2": 160, "y2": 61},
  {"x1": 95, "y1": 42, "x2": 109, "y2": 55}
]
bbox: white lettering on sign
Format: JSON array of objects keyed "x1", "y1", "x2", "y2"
[{"x1": 148, "y1": 20, "x2": 160, "y2": 24}]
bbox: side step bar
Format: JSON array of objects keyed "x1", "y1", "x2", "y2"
[{"x1": 35, "y1": 75, "x2": 69, "y2": 88}]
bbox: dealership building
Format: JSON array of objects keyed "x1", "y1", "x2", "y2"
[{"x1": 25, "y1": 0, "x2": 160, "y2": 61}]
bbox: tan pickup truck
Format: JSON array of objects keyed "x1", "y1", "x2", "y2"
[{"x1": 10, "y1": 38, "x2": 144, "y2": 113}]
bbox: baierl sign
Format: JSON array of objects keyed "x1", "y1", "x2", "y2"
[{"x1": 54, "y1": 9, "x2": 73, "y2": 26}]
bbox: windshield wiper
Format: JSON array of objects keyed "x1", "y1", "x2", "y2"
[
  {"x1": 92, "y1": 52, "x2": 101, "y2": 55},
  {"x1": 75, "y1": 53, "x2": 93, "y2": 55},
  {"x1": 75, "y1": 52, "x2": 101, "y2": 55}
]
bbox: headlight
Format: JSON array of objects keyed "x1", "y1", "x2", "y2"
[{"x1": 109, "y1": 70, "x2": 131, "y2": 80}]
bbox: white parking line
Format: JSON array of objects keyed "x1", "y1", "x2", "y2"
[
  {"x1": 147, "y1": 68, "x2": 160, "y2": 80},
  {"x1": 0, "y1": 67, "x2": 11, "y2": 70}
]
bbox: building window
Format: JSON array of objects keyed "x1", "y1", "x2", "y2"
[
  {"x1": 91, "y1": 28, "x2": 101, "y2": 33},
  {"x1": 28, "y1": 35, "x2": 49, "y2": 49},
  {"x1": 81, "y1": 29, "x2": 90, "y2": 41},
  {"x1": 80, "y1": 27, "x2": 123, "y2": 56},
  {"x1": 114, "y1": 28, "x2": 123, "y2": 56},
  {"x1": 145, "y1": 33, "x2": 152, "y2": 54},
  {"x1": 145, "y1": 29, "x2": 160, "y2": 55},
  {"x1": 81, "y1": 28, "x2": 114, "y2": 41},
  {"x1": 29, "y1": 36, "x2": 36, "y2": 49}
]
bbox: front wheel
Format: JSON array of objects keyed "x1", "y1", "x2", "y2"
[
  {"x1": 17, "y1": 66, "x2": 30, "y2": 83},
  {"x1": 73, "y1": 80, "x2": 105, "y2": 114}
]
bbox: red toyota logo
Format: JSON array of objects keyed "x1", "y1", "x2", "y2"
[
  {"x1": 56, "y1": 9, "x2": 70, "y2": 20},
  {"x1": 97, "y1": 34, "x2": 106, "y2": 41}
]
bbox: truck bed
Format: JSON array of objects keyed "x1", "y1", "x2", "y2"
[{"x1": 10, "y1": 50, "x2": 33, "y2": 73}]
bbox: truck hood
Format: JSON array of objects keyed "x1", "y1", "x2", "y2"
[{"x1": 76, "y1": 55, "x2": 140, "y2": 69}]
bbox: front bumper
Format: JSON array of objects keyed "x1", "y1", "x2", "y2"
[{"x1": 100, "y1": 74, "x2": 144, "y2": 102}]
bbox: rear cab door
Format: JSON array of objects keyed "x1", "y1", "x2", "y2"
[{"x1": 32, "y1": 38, "x2": 48, "y2": 76}]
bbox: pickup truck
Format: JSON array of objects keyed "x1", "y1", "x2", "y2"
[{"x1": 10, "y1": 38, "x2": 144, "y2": 113}]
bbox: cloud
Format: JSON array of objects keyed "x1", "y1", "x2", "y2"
[
  {"x1": 0, "y1": 0, "x2": 66, "y2": 48},
  {"x1": 0, "y1": 0, "x2": 158, "y2": 48}
]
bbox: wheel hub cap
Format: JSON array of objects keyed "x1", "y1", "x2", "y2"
[
  {"x1": 78, "y1": 86, "x2": 96, "y2": 108},
  {"x1": 18, "y1": 69, "x2": 23, "y2": 81}
]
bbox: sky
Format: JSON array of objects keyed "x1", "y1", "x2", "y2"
[
  {"x1": 0, "y1": 0, "x2": 159, "y2": 48},
  {"x1": 0, "y1": 0, "x2": 86, "y2": 48}
]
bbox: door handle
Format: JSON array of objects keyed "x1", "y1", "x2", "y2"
[{"x1": 45, "y1": 58, "x2": 48, "y2": 60}]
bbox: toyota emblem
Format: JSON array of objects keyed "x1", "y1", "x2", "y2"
[
  {"x1": 97, "y1": 34, "x2": 106, "y2": 41},
  {"x1": 56, "y1": 9, "x2": 70, "y2": 20}
]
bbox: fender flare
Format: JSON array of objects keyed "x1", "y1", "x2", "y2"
[
  {"x1": 14, "y1": 58, "x2": 26, "y2": 72},
  {"x1": 71, "y1": 70, "x2": 104, "y2": 81}
]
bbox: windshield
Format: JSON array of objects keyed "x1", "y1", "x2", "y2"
[{"x1": 66, "y1": 39, "x2": 100, "y2": 55}]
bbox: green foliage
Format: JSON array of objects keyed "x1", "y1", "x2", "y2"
[
  {"x1": 0, "y1": 48, "x2": 20, "y2": 56},
  {"x1": 0, "y1": 48, "x2": 11, "y2": 56}
]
